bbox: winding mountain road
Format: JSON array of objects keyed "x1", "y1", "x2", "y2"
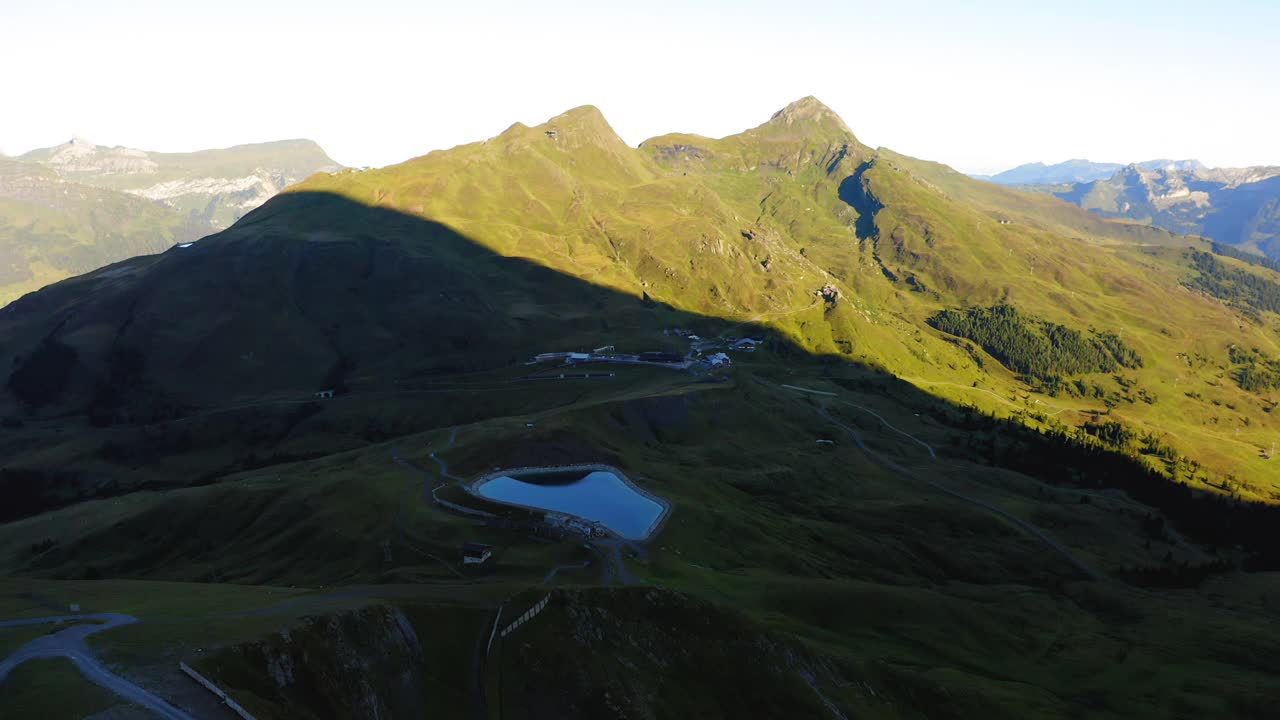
[{"x1": 0, "y1": 614, "x2": 194, "y2": 719}]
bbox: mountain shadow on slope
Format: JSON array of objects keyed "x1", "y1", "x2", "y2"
[
  {"x1": 0, "y1": 191, "x2": 703, "y2": 418},
  {"x1": 1, "y1": 191, "x2": 1279, "y2": 574}
]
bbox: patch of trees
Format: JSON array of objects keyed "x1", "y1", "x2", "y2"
[
  {"x1": 1227, "y1": 345, "x2": 1280, "y2": 393},
  {"x1": 928, "y1": 304, "x2": 1142, "y2": 382},
  {"x1": 1186, "y1": 249, "x2": 1280, "y2": 315},
  {"x1": 1211, "y1": 241, "x2": 1280, "y2": 274},
  {"x1": 1081, "y1": 420, "x2": 1134, "y2": 447},
  {"x1": 7, "y1": 338, "x2": 78, "y2": 409}
]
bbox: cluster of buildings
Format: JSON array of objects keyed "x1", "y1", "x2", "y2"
[
  {"x1": 530, "y1": 333, "x2": 764, "y2": 375},
  {"x1": 544, "y1": 512, "x2": 606, "y2": 537},
  {"x1": 460, "y1": 511, "x2": 605, "y2": 566},
  {"x1": 532, "y1": 349, "x2": 688, "y2": 369}
]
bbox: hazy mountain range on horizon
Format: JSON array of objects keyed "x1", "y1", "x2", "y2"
[
  {"x1": 974, "y1": 158, "x2": 1207, "y2": 186},
  {"x1": 0, "y1": 136, "x2": 340, "y2": 305},
  {"x1": 977, "y1": 158, "x2": 1280, "y2": 259}
]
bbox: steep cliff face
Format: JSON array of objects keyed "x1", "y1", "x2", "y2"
[{"x1": 199, "y1": 606, "x2": 430, "y2": 720}]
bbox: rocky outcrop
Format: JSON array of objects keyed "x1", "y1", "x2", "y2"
[
  {"x1": 198, "y1": 606, "x2": 428, "y2": 720},
  {"x1": 38, "y1": 136, "x2": 159, "y2": 176}
]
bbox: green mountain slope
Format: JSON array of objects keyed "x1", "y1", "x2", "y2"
[
  {"x1": 3, "y1": 99, "x2": 1280, "y2": 719},
  {"x1": 2, "y1": 98, "x2": 1278, "y2": 492},
  {"x1": 290, "y1": 98, "x2": 1279, "y2": 494}
]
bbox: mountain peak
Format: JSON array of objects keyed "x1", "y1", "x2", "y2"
[
  {"x1": 767, "y1": 96, "x2": 851, "y2": 134},
  {"x1": 531, "y1": 105, "x2": 635, "y2": 155},
  {"x1": 546, "y1": 105, "x2": 614, "y2": 133}
]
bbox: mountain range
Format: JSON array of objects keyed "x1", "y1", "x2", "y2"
[
  {"x1": 2, "y1": 98, "x2": 1280, "y2": 719},
  {"x1": 0, "y1": 138, "x2": 339, "y2": 305},
  {"x1": 975, "y1": 159, "x2": 1128, "y2": 185},
  {"x1": 977, "y1": 158, "x2": 1207, "y2": 186},
  {"x1": 979, "y1": 158, "x2": 1280, "y2": 259}
]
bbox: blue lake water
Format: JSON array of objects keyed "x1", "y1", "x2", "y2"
[{"x1": 476, "y1": 470, "x2": 664, "y2": 540}]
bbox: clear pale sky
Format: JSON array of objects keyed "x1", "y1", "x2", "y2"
[{"x1": 2, "y1": 0, "x2": 1276, "y2": 174}]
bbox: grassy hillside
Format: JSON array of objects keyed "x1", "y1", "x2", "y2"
[
  {"x1": 2, "y1": 98, "x2": 1280, "y2": 719},
  {"x1": 286, "y1": 98, "x2": 1279, "y2": 495},
  {"x1": 3, "y1": 354, "x2": 1279, "y2": 718}
]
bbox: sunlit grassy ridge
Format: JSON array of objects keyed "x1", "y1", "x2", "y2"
[{"x1": 292, "y1": 98, "x2": 1280, "y2": 494}]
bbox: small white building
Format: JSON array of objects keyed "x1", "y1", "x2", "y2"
[
  {"x1": 462, "y1": 542, "x2": 493, "y2": 564},
  {"x1": 706, "y1": 352, "x2": 732, "y2": 368}
]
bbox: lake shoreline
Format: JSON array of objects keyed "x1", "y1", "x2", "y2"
[{"x1": 469, "y1": 464, "x2": 671, "y2": 541}]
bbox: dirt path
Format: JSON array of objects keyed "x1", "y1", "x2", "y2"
[
  {"x1": 834, "y1": 398, "x2": 937, "y2": 460},
  {"x1": 389, "y1": 440, "x2": 470, "y2": 578},
  {"x1": 0, "y1": 614, "x2": 194, "y2": 720},
  {"x1": 542, "y1": 560, "x2": 592, "y2": 586},
  {"x1": 430, "y1": 426, "x2": 465, "y2": 482},
  {"x1": 896, "y1": 375, "x2": 1074, "y2": 417}
]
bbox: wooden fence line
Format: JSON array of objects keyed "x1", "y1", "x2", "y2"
[{"x1": 498, "y1": 594, "x2": 552, "y2": 638}]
